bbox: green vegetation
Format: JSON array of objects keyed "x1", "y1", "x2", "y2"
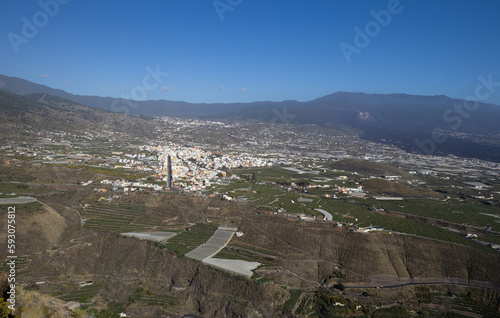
[
  {"x1": 0, "y1": 298, "x2": 13, "y2": 318},
  {"x1": 295, "y1": 294, "x2": 315, "y2": 317},
  {"x1": 83, "y1": 203, "x2": 149, "y2": 233},
  {"x1": 211, "y1": 165, "x2": 499, "y2": 251},
  {"x1": 360, "y1": 213, "x2": 488, "y2": 250},
  {"x1": 0, "y1": 180, "x2": 48, "y2": 196},
  {"x1": 283, "y1": 289, "x2": 303, "y2": 311},
  {"x1": 329, "y1": 271, "x2": 346, "y2": 279},
  {"x1": 48, "y1": 163, "x2": 149, "y2": 180},
  {"x1": 479, "y1": 234, "x2": 500, "y2": 245},
  {"x1": 82, "y1": 203, "x2": 179, "y2": 233},
  {"x1": 314, "y1": 287, "x2": 365, "y2": 318},
  {"x1": 58, "y1": 283, "x2": 101, "y2": 303},
  {"x1": 129, "y1": 288, "x2": 177, "y2": 307},
  {"x1": 210, "y1": 179, "x2": 323, "y2": 216},
  {"x1": 0, "y1": 256, "x2": 29, "y2": 275},
  {"x1": 213, "y1": 246, "x2": 278, "y2": 266},
  {"x1": 368, "y1": 198, "x2": 500, "y2": 232},
  {"x1": 163, "y1": 223, "x2": 219, "y2": 255},
  {"x1": 422, "y1": 291, "x2": 500, "y2": 318},
  {"x1": 371, "y1": 306, "x2": 410, "y2": 317},
  {"x1": 84, "y1": 308, "x2": 121, "y2": 318},
  {"x1": 106, "y1": 301, "x2": 125, "y2": 315}
]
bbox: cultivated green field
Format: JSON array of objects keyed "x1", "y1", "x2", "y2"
[
  {"x1": 128, "y1": 286, "x2": 179, "y2": 309},
  {"x1": 209, "y1": 166, "x2": 499, "y2": 252},
  {"x1": 163, "y1": 223, "x2": 219, "y2": 255},
  {"x1": 48, "y1": 163, "x2": 150, "y2": 180},
  {"x1": 365, "y1": 198, "x2": 500, "y2": 232},
  {"x1": 58, "y1": 283, "x2": 101, "y2": 303},
  {"x1": 82, "y1": 203, "x2": 181, "y2": 233}
]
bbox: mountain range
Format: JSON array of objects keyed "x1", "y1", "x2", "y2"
[{"x1": 1, "y1": 74, "x2": 500, "y2": 161}]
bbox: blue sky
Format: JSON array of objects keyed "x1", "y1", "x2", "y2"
[{"x1": 1, "y1": 0, "x2": 500, "y2": 105}]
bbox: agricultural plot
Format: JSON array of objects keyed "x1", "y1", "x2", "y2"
[
  {"x1": 366, "y1": 198, "x2": 500, "y2": 232},
  {"x1": 106, "y1": 301, "x2": 125, "y2": 315},
  {"x1": 181, "y1": 226, "x2": 263, "y2": 277},
  {"x1": 231, "y1": 166, "x2": 357, "y2": 185},
  {"x1": 58, "y1": 283, "x2": 101, "y2": 303},
  {"x1": 212, "y1": 178, "x2": 483, "y2": 249},
  {"x1": 479, "y1": 234, "x2": 500, "y2": 245},
  {"x1": 185, "y1": 227, "x2": 236, "y2": 261},
  {"x1": 420, "y1": 293, "x2": 500, "y2": 318},
  {"x1": 0, "y1": 182, "x2": 32, "y2": 195},
  {"x1": 0, "y1": 256, "x2": 29, "y2": 276},
  {"x1": 283, "y1": 289, "x2": 304, "y2": 311},
  {"x1": 316, "y1": 198, "x2": 489, "y2": 249},
  {"x1": 82, "y1": 204, "x2": 148, "y2": 232},
  {"x1": 295, "y1": 294, "x2": 316, "y2": 317},
  {"x1": 82, "y1": 203, "x2": 180, "y2": 233},
  {"x1": 129, "y1": 290, "x2": 178, "y2": 307},
  {"x1": 213, "y1": 246, "x2": 278, "y2": 267},
  {"x1": 211, "y1": 181, "x2": 323, "y2": 216},
  {"x1": 48, "y1": 163, "x2": 149, "y2": 180},
  {"x1": 163, "y1": 223, "x2": 219, "y2": 255},
  {"x1": 231, "y1": 166, "x2": 304, "y2": 179}
]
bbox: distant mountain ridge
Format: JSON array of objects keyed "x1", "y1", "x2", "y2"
[
  {"x1": 2, "y1": 74, "x2": 500, "y2": 161},
  {"x1": 0, "y1": 74, "x2": 250, "y2": 117},
  {"x1": 2, "y1": 74, "x2": 500, "y2": 132}
]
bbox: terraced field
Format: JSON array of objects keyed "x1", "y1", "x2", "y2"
[
  {"x1": 131, "y1": 293, "x2": 178, "y2": 307},
  {"x1": 420, "y1": 293, "x2": 500, "y2": 318},
  {"x1": 0, "y1": 256, "x2": 30, "y2": 276},
  {"x1": 58, "y1": 283, "x2": 101, "y2": 303},
  {"x1": 129, "y1": 288, "x2": 178, "y2": 307},
  {"x1": 366, "y1": 198, "x2": 500, "y2": 232},
  {"x1": 214, "y1": 245, "x2": 279, "y2": 267},
  {"x1": 81, "y1": 203, "x2": 181, "y2": 233}
]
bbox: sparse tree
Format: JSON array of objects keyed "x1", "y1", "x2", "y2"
[{"x1": 0, "y1": 298, "x2": 12, "y2": 318}]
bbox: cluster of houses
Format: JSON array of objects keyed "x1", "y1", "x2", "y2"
[{"x1": 85, "y1": 179, "x2": 164, "y2": 193}]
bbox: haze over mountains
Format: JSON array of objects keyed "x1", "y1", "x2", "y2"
[{"x1": 1, "y1": 74, "x2": 500, "y2": 161}]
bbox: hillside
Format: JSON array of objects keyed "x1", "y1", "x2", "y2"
[
  {"x1": 0, "y1": 90, "x2": 157, "y2": 138},
  {"x1": 234, "y1": 215, "x2": 500, "y2": 286},
  {"x1": 1, "y1": 155, "x2": 499, "y2": 317},
  {"x1": 2, "y1": 190, "x2": 499, "y2": 316}
]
